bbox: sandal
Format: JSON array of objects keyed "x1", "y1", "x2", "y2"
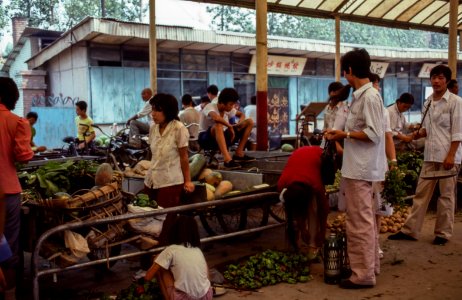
[{"x1": 212, "y1": 286, "x2": 227, "y2": 297}]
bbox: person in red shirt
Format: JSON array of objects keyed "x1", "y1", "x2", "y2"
[
  {"x1": 278, "y1": 146, "x2": 329, "y2": 258},
  {"x1": 0, "y1": 77, "x2": 34, "y2": 300}
]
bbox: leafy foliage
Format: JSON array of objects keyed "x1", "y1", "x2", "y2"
[
  {"x1": 223, "y1": 249, "x2": 312, "y2": 289},
  {"x1": 206, "y1": 4, "x2": 449, "y2": 49},
  {"x1": 4, "y1": 0, "x2": 143, "y2": 31}
]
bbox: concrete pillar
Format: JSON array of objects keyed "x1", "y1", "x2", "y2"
[
  {"x1": 20, "y1": 70, "x2": 47, "y2": 115},
  {"x1": 256, "y1": 0, "x2": 268, "y2": 151}
]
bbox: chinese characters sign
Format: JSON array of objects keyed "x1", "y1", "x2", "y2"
[
  {"x1": 249, "y1": 55, "x2": 307, "y2": 76},
  {"x1": 418, "y1": 63, "x2": 445, "y2": 78},
  {"x1": 370, "y1": 62, "x2": 389, "y2": 78}
]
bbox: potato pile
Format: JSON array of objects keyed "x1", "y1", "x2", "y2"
[
  {"x1": 379, "y1": 206, "x2": 409, "y2": 234},
  {"x1": 327, "y1": 206, "x2": 410, "y2": 234}
]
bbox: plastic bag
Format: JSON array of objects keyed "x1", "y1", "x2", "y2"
[{"x1": 127, "y1": 204, "x2": 166, "y2": 237}]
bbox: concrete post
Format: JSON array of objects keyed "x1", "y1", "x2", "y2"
[{"x1": 256, "y1": 0, "x2": 268, "y2": 151}]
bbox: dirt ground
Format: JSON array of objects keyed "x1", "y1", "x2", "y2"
[{"x1": 31, "y1": 211, "x2": 462, "y2": 300}]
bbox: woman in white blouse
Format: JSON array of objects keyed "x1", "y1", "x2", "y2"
[{"x1": 144, "y1": 93, "x2": 195, "y2": 208}]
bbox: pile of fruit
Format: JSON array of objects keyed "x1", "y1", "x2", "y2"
[
  {"x1": 223, "y1": 249, "x2": 311, "y2": 290},
  {"x1": 327, "y1": 206, "x2": 410, "y2": 234}
]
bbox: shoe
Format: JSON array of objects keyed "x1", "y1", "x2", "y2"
[
  {"x1": 232, "y1": 154, "x2": 256, "y2": 163},
  {"x1": 379, "y1": 248, "x2": 384, "y2": 259},
  {"x1": 388, "y1": 231, "x2": 417, "y2": 241},
  {"x1": 339, "y1": 279, "x2": 374, "y2": 289},
  {"x1": 432, "y1": 236, "x2": 448, "y2": 245},
  {"x1": 223, "y1": 160, "x2": 241, "y2": 170}
]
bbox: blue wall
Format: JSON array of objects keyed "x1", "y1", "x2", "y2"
[{"x1": 33, "y1": 107, "x2": 76, "y2": 149}]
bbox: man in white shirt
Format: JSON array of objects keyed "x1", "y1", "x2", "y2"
[
  {"x1": 199, "y1": 88, "x2": 255, "y2": 169},
  {"x1": 126, "y1": 88, "x2": 153, "y2": 148},
  {"x1": 179, "y1": 94, "x2": 201, "y2": 152},
  {"x1": 389, "y1": 65, "x2": 462, "y2": 246},
  {"x1": 387, "y1": 93, "x2": 414, "y2": 151},
  {"x1": 207, "y1": 84, "x2": 219, "y2": 104},
  {"x1": 243, "y1": 96, "x2": 257, "y2": 150},
  {"x1": 326, "y1": 49, "x2": 386, "y2": 289}
]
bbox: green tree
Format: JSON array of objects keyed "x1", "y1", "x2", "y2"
[
  {"x1": 5, "y1": 0, "x2": 143, "y2": 31},
  {"x1": 207, "y1": 5, "x2": 255, "y2": 32},
  {"x1": 206, "y1": 4, "x2": 449, "y2": 50}
]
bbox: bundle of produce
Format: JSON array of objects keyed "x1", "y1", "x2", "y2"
[
  {"x1": 381, "y1": 168, "x2": 411, "y2": 207},
  {"x1": 127, "y1": 194, "x2": 164, "y2": 237},
  {"x1": 325, "y1": 170, "x2": 341, "y2": 194},
  {"x1": 18, "y1": 160, "x2": 100, "y2": 198},
  {"x1": 223, "y1": 249, "x2": 311, "y2": 290}
]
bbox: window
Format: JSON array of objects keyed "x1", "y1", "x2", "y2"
[
  {"x1": 233, "y1": 74, "x2": 255, "y2": 107},
  {"x1": 208, "y1": 53, "x2": 231, "y2": 72}
]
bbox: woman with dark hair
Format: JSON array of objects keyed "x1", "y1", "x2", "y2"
[
  {"x1": 143, "y1": 215, "x2": 212, "y2": 300},
  {"x1": 144, "y1": 93, "x2": 194, "y2": 208},
  {"x1": 0, "y1": 77, "x2": 34, "y2": 299}
]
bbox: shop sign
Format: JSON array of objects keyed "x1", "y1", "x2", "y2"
[
  {"x1": 249, "y1": 55, "x2": 307, "y2": 76},
  {"x1": 370, "y1": 62, "x2": 389, "y2": 78},
  {"x1": 418, "y1": 63, "x2": 443, "y2": 78}
]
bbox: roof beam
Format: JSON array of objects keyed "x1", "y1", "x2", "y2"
[{"x1": 183, "y1": 0, "x2": 456, "y2": 33}]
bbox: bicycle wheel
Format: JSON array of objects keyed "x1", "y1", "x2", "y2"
[{"x1": 269, "y1": 201, "x2": 286, "y2": 223}]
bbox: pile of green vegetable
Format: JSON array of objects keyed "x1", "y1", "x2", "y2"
[
  {"x1": 133, "y1": 194, "x2": 158, "y2": 208},
  {"x1": 382, "y1": 151, "x2": 424, "y2": 207},
  {"x1": 18, "y1": 160, "x2": 100, "y2": 198},
  {"x1": 116, "y1": 278, "x2": 162, "y2": 300},
  {"x1": 223, "y1": 250, "x2": 311, "y2": 290}
]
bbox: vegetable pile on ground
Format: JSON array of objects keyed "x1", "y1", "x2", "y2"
[
  {"x1": 379, "y1": 206, "x2": 410, "y2": 233},
  {"x1": 18, "y1": 160, "x2": 100, "y2": 199},
  {"x1": 223, "y1": 250, "x2": 311, "y2": 290},
  {"x1": 116, "y1": 278, "x2": 162, "y2": 300},
  {"x1": 328, "y1": 207, "x2": 410, "y2": 234}
]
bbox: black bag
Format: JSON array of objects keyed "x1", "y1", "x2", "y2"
[{"x1": 320, "y1": 140, "x2": 339, "y2": 185}]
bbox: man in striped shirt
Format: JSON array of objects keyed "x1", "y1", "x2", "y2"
[
  {"x1": 326, "y1": 49, "x2": 386, "y2": 289},
  {"x1": 389, "y1": 65, "x2": 462, "y2": 246}
]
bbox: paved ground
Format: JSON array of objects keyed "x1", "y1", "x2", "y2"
[{"x1": 27, "y1": 211, "x2": 462, "y2": 300}]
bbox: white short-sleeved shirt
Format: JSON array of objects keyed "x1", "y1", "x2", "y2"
[
  {"x1": 422, "y1": 90, "x2": 462, "y2": 163},
  {"x1": 144, "y1": 120, "x2": 189, "y2": 189},
  {"x1": 179, "y1": 107, "x2": 201, "y2": 140},
  {"x1": 155, "y1": 244, "x2": 211, "y2": 298},
  {"x1": 137, "y1": 101, "x2": 153, "y2": 124},
  {"x1": 243, "y1": 104, "x2": 257, "y2": 124},
  {"x1": 332, "y1": 102, "x2": 350, "y2": 131},
  {"x1": 342, "y1": 82, "x2": 387, "y2": 182},
  {"x1": 387, "y1": 103, "x2": 407, "y2": 139},
  {"x1": 199, "y1": 103, "x2": 235, "y2": 132},
  {"x1": 324, "y1": 102, "x2": 347, "y2": 130}
]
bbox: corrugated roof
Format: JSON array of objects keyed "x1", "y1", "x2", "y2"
[
  {"x1": 187, "y1": 0, "x2": 461, "y2": 33},
  {"x1": 26, "y1": 17, "x2": 461, "y2": 69}
]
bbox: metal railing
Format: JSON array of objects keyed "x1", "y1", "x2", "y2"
[{"x1": 32, "y1": 191, "x2": 283, "y2": 300}]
